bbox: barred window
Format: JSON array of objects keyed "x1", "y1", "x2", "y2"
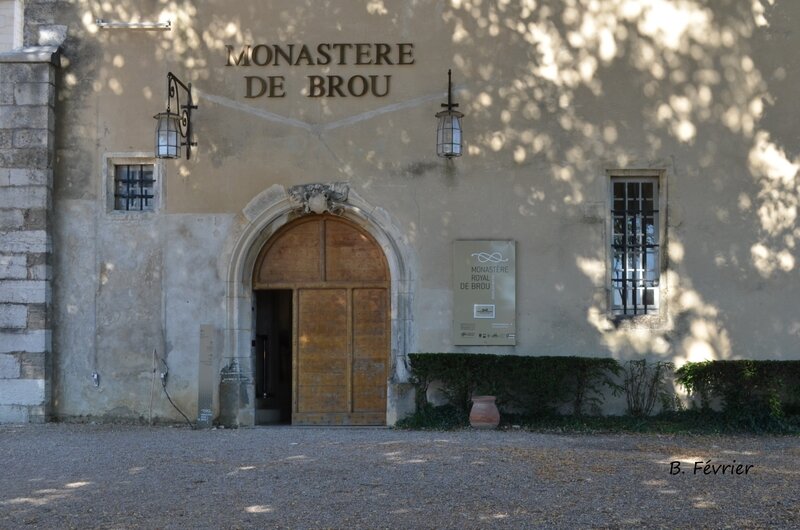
[
  {"x1": 114, "y1": 164, "x2": 155, "y2": 211},
  {"x1": 611, "y1": 178, "x2": 660, "y2": 315}
]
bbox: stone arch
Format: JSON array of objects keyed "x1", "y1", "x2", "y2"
[{"x1": 221, "y1": 184, "x2": 414, "y2": 426}]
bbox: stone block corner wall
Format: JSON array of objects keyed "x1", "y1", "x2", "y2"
[{"x1": 0, "y1": 46, "x2": 59, "y2": 423}]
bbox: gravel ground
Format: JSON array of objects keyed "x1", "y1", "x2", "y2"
[{"x1": 0, "y1": 424, "x2": 798, "y2": 529}]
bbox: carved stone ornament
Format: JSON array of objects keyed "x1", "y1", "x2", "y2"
[{"x1": 288, "y1": 182, "x2": 350, "y2": 215}]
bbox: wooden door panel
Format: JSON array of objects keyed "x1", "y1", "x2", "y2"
[
  {"x1": 299, "y1": 370, "x2": 346, "y2": 387},
  {"x1": 352, "y1": 289, "x2": 388, "y2": 413},
  {"x1": 325, "y1": 219, "x2": 388, "y2": 282},
  {"x1": 353, "y1": 386, "x2": 387, "y2": 412},
  {"x1": 297, "y1": 289, "x2": 348, "y2": 414},
  {"x1": 298, "y1": 390, "x2": 348, "y2": 413},
  {"x1": 256, "y1": 219, "x2": 322, "y2": 284},
  {"x1": 257, "y1": 216, "x2": 390, "y2": 425},
  {"x1": 352, "y1": 361, "x2": 387, "y2": 385}
]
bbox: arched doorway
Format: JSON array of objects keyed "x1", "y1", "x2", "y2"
[{"x1": 252, "y1": 214, "x2": 391, "y2": 425}]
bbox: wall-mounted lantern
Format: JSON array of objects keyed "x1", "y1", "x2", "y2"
[
  {"x1": 154, "y1": 72, "x2": 197, "y2": 159},
  {"x1": 436, "y1": 69, "x2": 463, "y2": 158}
]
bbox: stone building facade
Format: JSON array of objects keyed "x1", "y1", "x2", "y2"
[
  {"x1": 0, "y1": 0, "x2": 59, "y2": 421},
  {"x1": 1, "y1": 1, "x2": 798, "y2": 425}
]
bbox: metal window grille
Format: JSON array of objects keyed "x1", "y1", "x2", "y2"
[
  {"x1": 611, "y1": 178, "x2": 659, "y2": 315},
  {"x1": 114, "y1": 164, "x2": 155, "y2": 211}
]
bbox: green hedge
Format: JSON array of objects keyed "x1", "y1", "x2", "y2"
[
  {"x1": 408, "y1": 353, "x2": 621, "y2": 417},
  {"x1": 675, "y1": 360, "x2": 800, "y2": 424}
]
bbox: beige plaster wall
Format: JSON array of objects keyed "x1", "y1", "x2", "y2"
[{"x1": 49, "y1": 1, "x2": 800, "y2": 420}]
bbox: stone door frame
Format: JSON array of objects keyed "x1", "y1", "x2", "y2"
[{"x1": 222, "y1": 184, "x2": 415, "y2": 426}]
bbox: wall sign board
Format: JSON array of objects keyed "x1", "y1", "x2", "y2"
[{"x1": 453, "y1": 240, "x2": 516, "y2": 346}]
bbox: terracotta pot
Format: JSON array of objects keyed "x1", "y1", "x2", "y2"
[{"x1": 469, "y1": 395, "x2": 500, "y2": 429}]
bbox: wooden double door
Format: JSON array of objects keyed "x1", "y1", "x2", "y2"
[{"x1": 253, "y1": 215, "x2": 390, "y2": 425}]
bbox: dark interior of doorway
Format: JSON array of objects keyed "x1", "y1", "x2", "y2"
[{"x1": 254, "y1": 289, "x2": 292, "y2": 425}]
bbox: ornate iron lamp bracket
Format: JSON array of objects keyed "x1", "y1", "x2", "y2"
[{"x1": 165, "y1": 72, "x2": 197, "y2": 160}]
